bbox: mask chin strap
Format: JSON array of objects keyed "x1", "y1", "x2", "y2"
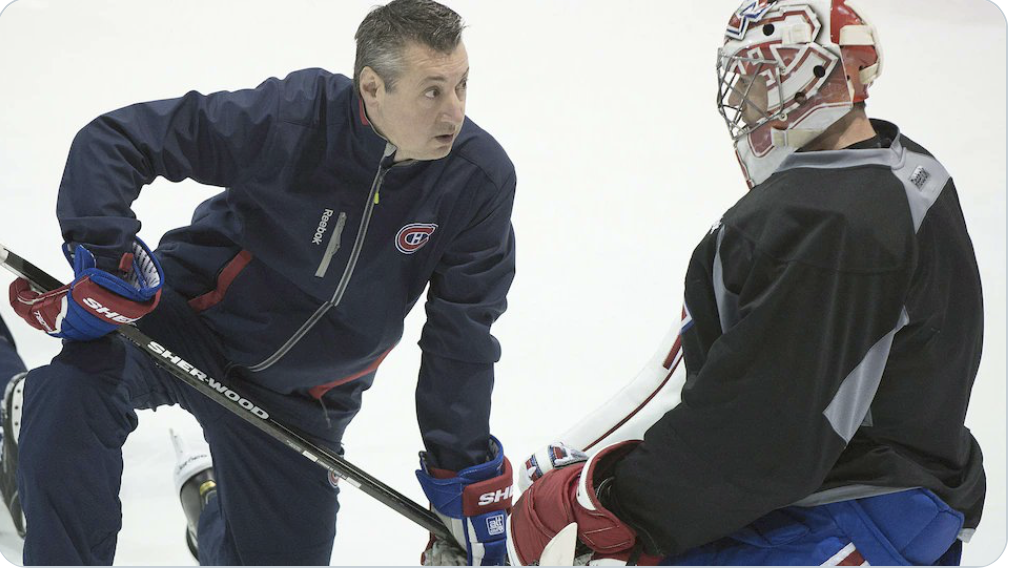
[{"x1": 772, "y1": 128, "x2": 823, "y2": 148}]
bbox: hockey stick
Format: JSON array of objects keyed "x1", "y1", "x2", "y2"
[
  {"x1": 0, "y1": 244, "x2": 454, "y2": 543},
  {"x1": 540, "y1": 523, "x2": 578, "y2": 566}
]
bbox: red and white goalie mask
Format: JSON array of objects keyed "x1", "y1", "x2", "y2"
[{"x1": 718, "y1": 0, "x2": 882, "y2": 188}]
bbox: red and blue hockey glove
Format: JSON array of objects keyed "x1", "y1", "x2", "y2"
[
  {"x1": 507, "y1": 441, "x2": 660, "y2": 566},
  {"x1": 417, "y1": 436, "x2": 514, "y2": 566},
  {"x1": 9, "y1": 238, "x2": 163, "y2": 341}
]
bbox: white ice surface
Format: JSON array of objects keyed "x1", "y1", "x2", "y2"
[{"x1": 0, "y1": 0, "x2": 1005, "y2": 565}]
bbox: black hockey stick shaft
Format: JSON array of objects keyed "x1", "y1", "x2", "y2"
[{"x1": 0, "y1": 244, "x2": 453, "y2": 542}]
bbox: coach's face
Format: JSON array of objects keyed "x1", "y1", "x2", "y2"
[{"x1": 361, "y1": 41, "x2": 469, "y2": 162}]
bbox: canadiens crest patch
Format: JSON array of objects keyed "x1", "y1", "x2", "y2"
[{"x1": 396, "y1": 223, "x2": 438, "y2": 254}]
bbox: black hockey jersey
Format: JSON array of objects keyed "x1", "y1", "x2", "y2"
[{"x1": 612, "y1": 120, "x2": 985, "y2": 555}]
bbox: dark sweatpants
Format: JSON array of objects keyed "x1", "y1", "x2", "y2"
[
  {"x1": 16, "y1": 291, "x2": 358, "y2": 565},
  {"x1": 0, "y1": 315, "x2": 26, "y2": 385}
]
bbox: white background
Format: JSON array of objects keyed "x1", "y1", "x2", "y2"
[{"x1": 0, "y1": 0, "x2": 1005, "y2": 565}]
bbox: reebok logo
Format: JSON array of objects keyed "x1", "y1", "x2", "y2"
[
  {"x1": 477, "y1": 486, "x2": 513, "y2": 507},
  {"x1": 313, "y1": 209, "x2": 335, "y2": 245},
  {"x1": 82, "y1": 297, "x2": 138, "y2": 324}
]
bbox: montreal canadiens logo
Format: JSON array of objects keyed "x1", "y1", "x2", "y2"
[{"x1": 395, "y1": 223, "x2": 437, "y2": 254}]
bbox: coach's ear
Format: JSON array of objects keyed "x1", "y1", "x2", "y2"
[{"x1": 359, "y1": 66, "x2": 386, "y2": 109}]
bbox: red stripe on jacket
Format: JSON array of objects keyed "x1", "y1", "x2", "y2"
[
  {"x1": 188, "y1": 250, "x2": 254, "y2": 313},
  {"x1": 309, "y1": 346, "x2": 394, "y2": 400}
]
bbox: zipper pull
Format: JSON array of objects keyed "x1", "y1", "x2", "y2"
[{"x1": 375, "y1": 142, "x2": 395, "y2": 206}]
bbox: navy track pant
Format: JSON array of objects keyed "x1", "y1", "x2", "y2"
[
  {"x1": 17, "y1": 291, "x2": 354, "y2": 565},
  {"x1": 0, "y1": 314, "x2": 26, "y2": 384}
]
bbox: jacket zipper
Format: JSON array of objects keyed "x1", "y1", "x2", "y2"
[
  {"x1": 314, "y1": 211, "x2": 347, "y2": 278},
  {"x1": 248, "y1": 142, "x2": 396, "y2": 373}
]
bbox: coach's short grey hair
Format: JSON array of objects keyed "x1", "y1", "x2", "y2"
[{"x1": 354, "y1": 0, "x2": 465, "y2": 94}]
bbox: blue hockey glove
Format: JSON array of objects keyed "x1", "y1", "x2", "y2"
[
  {"x1": 417, "y1": 436, "x2": 513, "y2": 566},
  {"x1": 10, "y1": 238, "x2": 164, "y2": 341}
]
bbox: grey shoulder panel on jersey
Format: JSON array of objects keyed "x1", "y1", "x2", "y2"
[
  {"x1": 712, "y1": 227, "x2": 741, "y2": 333},
  {"x1": 895, "y1": 150, "x2": 952, "y2": 233},
  {"x1": 775, "y1": 124, "x2": 952, "y2": 234},
  {"x1": 823, "y1": 308, "x2": 910, "y2": 442},
  {"x1": 809, "y1": 128, "x2": 951, "y2": 442}
]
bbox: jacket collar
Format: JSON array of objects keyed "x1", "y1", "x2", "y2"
[{"x1": 347, "y1": 86, "x2": 398, "y2": 161}]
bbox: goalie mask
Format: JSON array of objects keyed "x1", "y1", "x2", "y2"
[{"x1": 718, "y1": 0, "x2": 882, "y2": 188}]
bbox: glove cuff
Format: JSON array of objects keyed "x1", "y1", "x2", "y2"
[
  {"x1": 66, "y1": 237, "x2": 165, "y2": 302},
  {"x1": 418, "y1": 436, "x2": 513, "y2": 566},
  {"x1": 417, "y1": 435, "x2": 514, "y2": 519},
  {"x1": 571, "y1": 440, "x2": 642, "y2": 555},
  {"x1": 575, "y1": 440, "x2": 641, "y2": 513}
]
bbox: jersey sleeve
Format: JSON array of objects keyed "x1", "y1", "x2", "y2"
[
  {"x1": 415, "y1": 171, "x2": 516, "y2": 471},
  {"x1": 610, "y1": 220, "x2": 913, "y2": 556},
  {"x1": 55, "y1": 73, "x2": 295, "y2": 268}
]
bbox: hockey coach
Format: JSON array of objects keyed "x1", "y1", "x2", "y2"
[
  {"x1": 7, "y1": 0, "x2": 516, "y2": 564},
  {"x1": 506, "y1": 0, "x2": 985, "y2": 565}
]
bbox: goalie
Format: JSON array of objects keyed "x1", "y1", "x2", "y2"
[{"x1": 507, "y1": 1, "x2": 985, "y2": 565}]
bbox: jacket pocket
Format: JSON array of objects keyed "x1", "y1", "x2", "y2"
[
  {"x1": 315, "y1": 211, "x2": 348, "y2": 278},
  {"x1": 188, "y1": 250, "x2": 255, "y2": 313}
]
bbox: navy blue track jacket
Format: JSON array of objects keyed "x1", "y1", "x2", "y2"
[{"x1": 56, "y1": 68, "x2": 517, "y2": 470}]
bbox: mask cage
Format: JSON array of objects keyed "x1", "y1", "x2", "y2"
[{"x1": 716, "y1": 48, "x2": 787, "y2": 142}]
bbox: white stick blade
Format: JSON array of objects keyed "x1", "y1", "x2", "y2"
[{"x1": 539, "y1": 522, "x2": 579, "y2": 566}]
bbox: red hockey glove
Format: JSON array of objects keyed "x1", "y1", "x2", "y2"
[
  {"x1": 506, "y1": 441, "x2": 660, "y2": 566},
  {"x1": 9, "y1": 239, "x2": 163, "y2": 341}
]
